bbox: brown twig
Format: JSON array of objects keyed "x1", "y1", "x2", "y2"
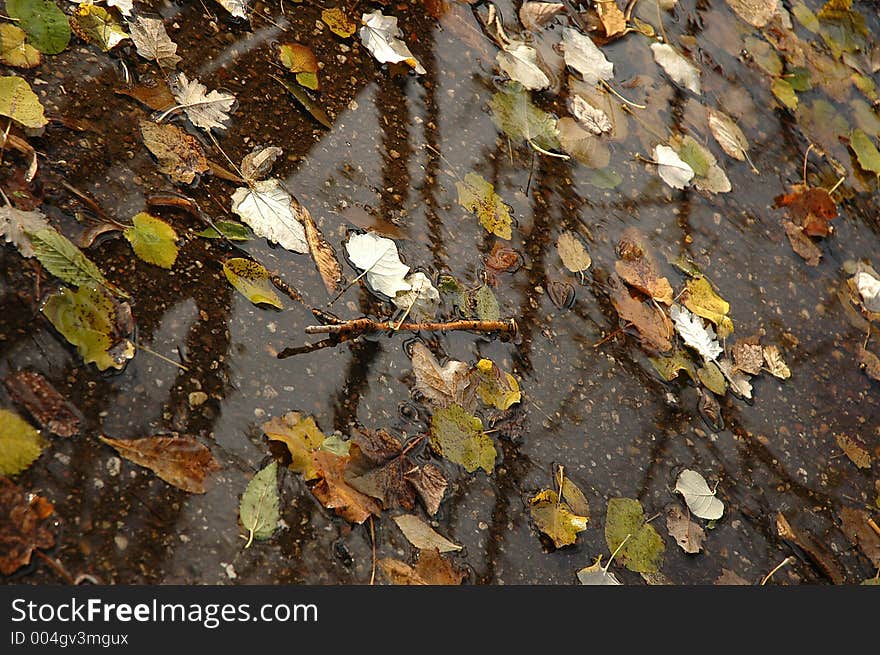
[
  {"x1": 269, "y1": 273, "x2": 304, "y2": 304},
  {"x1": 869, "y1": 517, "x2": 880, "y2": 539},
  {"x1": 304, "y1": 318, "x2": 517, "y2": 336},
  {"x1": 34, "y1": 550, "x2": 100, "y2": 585}
]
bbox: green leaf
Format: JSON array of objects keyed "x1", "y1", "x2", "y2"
[
  {"x1": 0, "y1": 409, "x2": 44, "y2": 476},
  {"x1": 430, "y1": 404, "x2": 497, "y2": 474},
  {"x1": 785, "y1": 67, "x2": 812, "y2": 92},
  {"x1": 29, "y1": 228, "x2": 126, "y2": 297},
  {"x1": 222, "y1": 257, "x2": 283, "y2": 309},
  {"x1": 473, "y1": 284, "x2": 500, "y2": 321},
  {"x1": 6, "y1": 0, "x2": 70, "y2": 55},
  {"x1": 41, "y1": 285, "x2": 135, "y2": 371},
  {"x1": 273, "y1": 74, "x2": 331, "y2": 128},
  {"x1": 0, "y1": 75, "x2": 46, "y2": 128},
  {"x1": 475, "y1": 358, "x2": 521, "y2": 410},
  {"x1": 124, "y1": 212, "x2": 178, "y2": 269},
  {"x1": 262, "y1": 412, "x2": 326, "y2": 479},
  {"x1": 771, "y1": 78, "x2": 798, "y2": 110},
  {"x1": 649, "y1": 351, "x2": 697, "y2": 382},
  {"x1": 530, "y1": 489, "x2": 589, "y2": 548},
  {"x1": 588, "y1": 168, "x2": 621, "y2": 189},
  {"x1": 239, "y1": 461, "x2": 280, "y2": 546},
  {"x1": 850, "y1": 128, "x2": 880, "y2": 176},
  {"x1": 697, "y1": 361, "x2": 727, "y2": 395},
  {"x1": 791, "y1": 2, "x2": 819, "y2": 32},
  {"x1": 604, "y1": 497, "x2": 666, "y2": 573},
  {"x1": 456, "y1": 172, "x2": 513, "y2": 239},
  {"x1": 196, "y1": 220, "x2": 252, "y2": 241},
  {"x1": 489, "y1": 82, "x2": 561, "y2": 155},
  {"x1": 69, "y1": 4, "x2": 129, "y2": 52}
]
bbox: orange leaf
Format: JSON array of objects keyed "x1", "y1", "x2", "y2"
[{"x1": 99, "y1": 435, "x2": 220, "y2": 493}]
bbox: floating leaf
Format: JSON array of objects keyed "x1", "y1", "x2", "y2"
[
  {"x1": 649, "y1": 351, "x2": 697, "y2": 382},
  {"x1": 170, "y1": 72, "x2": 235, "y2": 132},
  {"x1": 345, "y1": 231, "x2": 411, "y2": 298},
  {"x1": 666, "y1": 505, "x2": 705, "y2": 554},
  {"x1": 697, "y1": 361, "x2": 727, "y2": 395},
  {"x1": 718, "y1": 359, "x2": 753, "y2": 399},
  {"x1": 607, "y1": 274, "x2": 673, "y2": 352},
  {"x1": 129, "y1": 15, "x2": 181, "y2": 68},
  {"x1": 838, "y1": 506, "x2": 880, "y2": 568},
  {"x1": 0, "y1": 205, "x2": 50, "y2": 257},
  {"x1": 675, "y1": 469, "x2": 724, "y2": 520},
  {"x1": 497, "y1": 41, "x2": 550, "y2": 91},
  {"x1": 359, "y1": 10, "x2": 425, "y2": 74},
  {"x1": 0, "y1": 409, "x2": 44, "y2": 476},
  {"x1": 557, "y1": 118, "x2": 611, "y2": 168},
  {"x1": 475, "y1": 358, "x2": 521, "y2": 410},
  {"x1": 577, "y1": 556, "x2": 622, "y2": 585},
  {"x1": 223, "y1": 258, "x2": 283, "y2": 309},
  {"x1": 595, "y1": 0, "x2": 627, "y2": 38},
  {"x1": 239, "y1": 461, "x2": 280, "y2": 544},
  {"x1": 732, "y1": 341, "x2": 764, "y2": 375},
  {"x1": 393, "y1": 272, "x2": 440, "y2": 321},
  {"x1": 472, "y1": 284, "x2": 500, "y2": 321},
  {"x1": 139, "y1": 119, "x2": 208, "y2": 185},
  {"x1": 310, "y1": 450, "x2": 382, "y2": 523},
  {"x1": 99, "y1": 435, "x2": 220, "y2": 494},
  {"x1": 393, "y1": 514, "x2": 462, "y2": 552},
  {"x1": 854, "y1": 270, "x2": 880, "y2": 312},
  {"x1": 0, "y1": 478, "x2": 55, "y2": 575},
  {"x1": 708, "y1": 108, "x2": 754, "y2": 171},
  {"x1": 70, "y1": 5, "x2": 129, "y2": 52},
  {"x1": 279, "y1": 43, "x2": 319, "y2": 89},
  {"x1": 683, "y1": 276, "x2": 734, "y2": 338},
  {"x1": 571, "y1": 95, "x2": 611, "y2": 135},
  {"x1": 771, "y1": 78, "x2": 798, "y2": 110},
  {"x1": 604, "y1": 497, "x2": 666, "y2": 573},
  {"x1": 653, "y1": 144, "x2": 694, "y2": 189},
  {"x1": 673, "y1": 134, "x2": 731, "y2": 194},
  {"x1": 857, "y1": 345, "x2": 880, "y2": 382},
  {"x1": 650, "y1": 43, "x2": 701, "y2": 94},
  {"x1": 0, "y1": 24, "x2": 41, "y2": 68},
  {"x1": 562, "y1": 27, "x2": 613, "y2": 86},
  {"x1": 589, "y1": 167, "x2": 622, "y2": 188},
  {"x1": 0, "y1": 76, "x2": 46, "y2": 128},
  {"x1": 116, "y1": 77, "x2": 175, "y2": 111},
  {"x1": 530, "y1": 489, "x2": 589, "y2": 548},
  {"x1": 489, "y1": 82, "x2": 562, "y2": 156},
  {"x1": 615, "y1": 228, "x2": 674, "y2": 304},
  {"x1": 783, "y1": 220, "x2": 821, "y2": 266},
  {"x1": 241, "y1": 146, "x2": 282, "y2": 182},
  {"x1": 29, "y1": 228, "x2": 123, "y2": 296},
  {"x1": 379, "y1": 549, "x2": 465, "y2": 585},
  {"x1": 763, "y1": 345, "x2": 790, "y2": 379},
  {"x1": 213, "y1": 0, "x2": 248, "y2": 19},
  {"x1": 850, "y1": 128, "x2": 880, "y2": 176},
  {"x1": 557, "y1": 231, "x2": 591, "y2": 279},
  {"x1": 231, "y1": 179, "x2": 308, "y2": 253},
  {"x1": 430, "y1": 404, "x2": 496, "y2": 474},
  {"x1": 6, "y1": 0, "x2": 70, "y2": 54},
  {"x1": 322, "y1": 7, "x2": 357, "y2": 38},
  {"x1": 196, "y1": 220, "x2": 252, "y2": 241},
  {"x1": 41, "y1": 285, "x2": 135, "y2": 370},
  {"x1": 834, "y1": 434, "x2": 871, "y2": 469},
  {"x1": 262, "y1": 412, "x2": 326, "y2": 478},
  {"x1": 670, "y1": 304, "x2": 723, "y2": 361},
  {"x1": 4, "y1": 370, "x2": 80, "y2": 438},
  {"x1": 124, "y1": 212, "x2": 178, "y2": 269},
  {"x1": 294, "y1": 198, "x2": 341, "y2": 295},
  {"x1": 456, "y1": 172, "x2": 513, "y2": 240},
  {"x1": 724, "y1": 0, "x2": 780, "y2": 28},
  {"x1": 519, "y1": 2, "x2": 564, "y2": 31},
  {"x1": 410, "y1": 342, "x2": 473, "y2": 409},
  {"x1": 774, "y1": 184, "x2": 838, "y2": 237}
]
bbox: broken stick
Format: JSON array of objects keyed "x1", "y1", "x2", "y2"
[{"x1": 304, "y1": 318, "x2": 517, "y2": 336}]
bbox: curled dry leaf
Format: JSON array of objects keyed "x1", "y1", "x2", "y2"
[
  {"x1": 615, "y1": 228, "x2": 674, "y2": 304},
  {"x1": 99, "y1": 435, "x2": 221, "y2": 494},
  {"x1": 595, "y1": 0, "x2": 627, "y2": 39},
  {"x1": 379, "y1": 549, "x2": 465, "y2": 585},
  {"x1": 293, "y1": 197, "x2": 341, "y2": 295},
  {"x1": 241, "y1": 146, "x2": 283, "y2": 182},
  {"x1": 310, "y1": 450, "x2": 382, "y2": 524},
  {"x1": 0, "y1": 477, "x2": 55, "y2": 575},
  {"x1": 732, "y1": 340, "x2": 764, "y2": 375},
  {"x1": 4, "y1": 370, "x2": 81, "y2": 437},
  {"x1": 139, "y1": 120, "x2": 208, "y2": 185},
  {"x1": 666, "y1": 505, "x2": 706, "y2": 553},
  {"x1": 393, "y1": 514, "x2": 462, "y2": 552},
  {"x1": 762, "y1": 345, "x2": 791, "y2": 379}
]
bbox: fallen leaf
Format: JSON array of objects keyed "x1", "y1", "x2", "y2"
[
  {"x1": 776, "y1": 512, "x2": 844, "y2": 583},
  {"x1": 615, "y1": 228, "x2": 674, "y2": 304},
  {"x1": 99, "y1": 435, "x2": 220, "y2": 494},
  {"x1": 571, "y1": 94, "x2": 612, "y2": 134},
  {"x1": 762, "y1": 345, "x2": 790, "y2": 379},
  {"x1": 430, "y1": 404, "x2": 496, "y2": 474},
  {"x1": 239, "y1": 461, "x2": 280, "y2": 544},
  {"x1": 456, "y1": 171, "x2": 513, "y2": 240},
  {"x1": 0, "y1": 76, "x2": 46, "y2": 128},
  {"x1": 562, "y1": 27, "x2": 613, "y2": 86},
  {"x1": 393, "y1": 272, "x2": 440, "y2": 321},
  {"x1": 557, "y1": 231, "x2": 591, "y2": 279},
  {"x1": 557, "y1": 117, "x2": 611, "y2": 168},
  {"x1": 653, "y1": 144, "x2": 695, "y2": 189},
  {"x1": 732, "y1": 340, "x2": 764, "y2": 375},
  {"x1": 725, "y1": 0, "x2": 781, "y2": 28},
  {"x1": 604, "y1": 497, "x2": 666, "y2": 573},
  {"x1": 410, "y1": 342, "x2": 474, "y2": 409},
  {"x1": 124, "y1": 212, "x2": 178, "y2": 269},
  {"x1": 279, "y1": 43, "x2": 319, "y2": 89},
  {"x1": 393, "y1": 514, "x2": 462, "y2": 552},
  {"x1": 497, "y1": 41, "x2": 550, "y2": 91},
  {"x1": 116, "y1": 77, "x2": 175, "y2": 111},
  {"x1": 782, "y1": 220, "x2": 821, "y2": 266},
  {"x1": 850, "y1": 128, "x2": 880, "y2": 176},
  {"x1": 0, "y1": 205, "x2": 50, "y2": 258},
  {"x1": 0, "y1": 409, "x2": 44, "y2": 476},
  {"x1": 675, "y1": 469, "x2": 724, "y2": 520},
  {"x1": 475, "y1": 358, "x2": 521, "y2": 410},
  {"x1": 359, "y1": 10, "x2": 425, "y2": 74},
  {"x1": 404, "y1": 464, "x2": 447, "y2": 516},
  {"x1": 6, "y1": 0, "x2": 69, "y2": 54},
  {"x1": 0, "y1": 477, "x2": 55, "y2": 575},
  {"x1": 272, "y1": 74, "x2": 332, "y2": 128},
  {"x1": 0, "y1": 24, "x2": 41, "y2": 68},
  {"x1": 854, "y1": 270, "x2": 880, "y2": 312},
  {"x1": 834, "y1": 434, "x2": 872, "y2": 469},
  {"x1": 595, "y1": 0, "x2": 627, "y2": 38},
  {"x1": 577, "y1": 555, "x2": 622, "y2": 585},
  {"x1": 666, "y1": 505, "x2": 706, "y2": 553},
  {"x1": 310, "y1": 450, "x2": 382, "y2": 523},
  {"x1": 519, "y1": 2, "x2": 564, "y2": 31},
  {"x1": 322, "y1": 7, "x2": 357, "y2": 38},
  {"x1": 129, "y1": 15, "x2": 181, "y2": 69},
  {"x1": 649, "y1": 351, "x2": 697, "y2": 382},
  {"x1": 29, "y1": 228, "x2": 123, "y2": 296},
  {"x1": 607, "y1": 274, "x2": 673, "y2": 352},
  {"x1": 345, "y1": 231, "x2": 411, "y2": 298},
  {"x1": 715, "y1": 568, "x2": 750, "y2": 585},
  {"x1": 379, "y1": 549, "x2": 465, "y2": 585},
  {"x1": 223, "y1": 258, "x2": 283, "y2": 309},
  {"x1": 240, "y1": 146, "x2": 282, "y2": 182},
  {"x1": 650, "y1": 43, "x2": 701, "y2": 94},
  {"x1": 231, "y1": 179, "x2": 308, "y2": 253},
  {"x1": 558, "y1": 470, "x2": 591, "y2": 518},
  {"x1": 707, "y1": 108, "x2": 756, "y2": 172},
  {"x1": 776, "y1": 183, "x2": 839, "y2": 237},
  {"x1": 771, "y1": 77, "x2": 798, "y2": 110},
  {"x1": 262, "y1": 412, "x2": 326, "y2": 478},
  {"x1": 857, "y1": 345, "x2": 880, "y2": 381},
  {"x1": 213, "y1": 0, "x2": 248, "y2": 19},
  {"x1": 718, "y1": 359, "x2": 753, "y2": 399},
  {"x1": 489, "y1": 82, "x2": 562, "y2": 156},
  {"x1": 670, "y1": 304, "x2": 723, "y2": 361},
  {"x1": 530, "y1": 489, "x2": 589, "y2": 548},
  {"x1": 292, "y1": 198, "x2": 341, "y2": 295},
  {"x1": 196, "y1": 220, "x2": 252, "y2": 241},
  {"x1": 139, "y1": 120, "x2": 208, "y2": 185},
  {"x1": 468, "y1": 284, "x2": 501, "y2": 321},
  {"x1": 70, "y1": 4, "x2": 129, "y2": 52},
  {"x1": 673, "y1": 134, "x2": 731, "y2": 194},
  {"x1": 839, "y1": 507, "x2": 880, "y2": 567},
  {"x1": 683, "y1": 276, "x2": 734, "y2": 338},
  {"x1": 170, "y1": 71, "x2": 235, "y2": 132},
  {"x1": 697, "y1": 360, "x2": 727, "y2": 395},
  {"x1": 484, "y1": 242, "x2": 521, "y2": 285},
  {"x1": 4, "y1": 370, "x2": 81, "y2": 437},
  {"x1": 41, "y1": 285, "x2": 135, "y2": 371}
]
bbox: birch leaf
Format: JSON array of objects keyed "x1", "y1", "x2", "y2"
[
  {"x1": 70, "y1": 5, "x2": 129, "y2": 52},
  {"x1": 670, "y1": 304, "x2": 723, "y2": 361},
  {"x1": 0, "y1": 205, "x2": 50, "y2": 257},
  {"x1": 456, "y1": 172, "x2": 513, "y2": 240},
  {"x1": 519, "y1": 2, "x2": 564, "y2": 31},
  {"x1": 410, "y1": 343, "x2": 474, "y2": 409},
  {"x1": 170, "y1": 72, "x2": 235, "y2": 132},
  {"x1": 707, "y1": 108, "x2": 753, "y2": 167},
  {"x1": 294, "y1": 198, "x2": 341, "y2": 295},
  {"x1": 475, "y1": 358, "x2": 521, "y2": 410},
  {"x1": 359, "y1": 10, "x2": 425, "y2": 74},
  {"x1": 279, "y1": 43, "x2": 320, "y2": 90},
  {"x1": 430, "y1": 404, "x2": 496, "y2": 474},
  {"x1": 0, "y1": 409, "x2": 44, "y2": 476},
  {"x1": 604, "y1": 497, "x2": 666, "y2": 573},
  {"x1": 124, "y1": 212, "x2": 178, "y2": 269},
  {"x1": 0, "y1": 76, "x2": 46, "y2": 128},
  {"x1": 666, "y1": 506, "x2": 705, "y2": 553},
  {"x1": 562, "y1": 27, "x2": 614, "y2": 86},
  {"x1": 239, "y1": 461, "x2": 280, "y2": 544},
  {"x1": 231, "y1": 179, "x2": 308, "y2": 253},
  {"x1": 393, "y1": 272, "x2": 439, "y2": 321},
  {"x1": 762, "y1": 345, "x2": 791, "y2": 379},
  {"x1": 393, "y1": 514, "x2": 462, "y2": 552},
  {"x1": 653, "y1": 144, "x2": 694, "y2": 189},
  {"x1": 497, "y1": 41, "x2": 550, "y2": 90},
  {"x1": 557, "y1": 231, "x2": 591, "y2": 278},
  {"x1": 6, "y1": 0, "x2": 69, "y2": 54},
  {"x1": 683, "y1": 276, "x2": 734, "y2": 338},
  {"x1": 223, "y1": 258, "x2": 283, "y2": 309},
  {"x1": 577, "y1": 556, "x2": 622, "y2": 585},
  {"x1": 675, "y1": 469, "x2": 724, "y2": 520},
  {"x1": 129, "y1": 16, "x2": 181, "y2": 69},
  {"x1": 530, "y1": 489, "x2": 589, "y2": 548},
  {"x1": 345, "y1": 231, "x2": 411, "y2": 298},
  {"x1": 489, "y1": 82, "x2": 562, "y2": 155},
  {"x1": 0, "y1": 24, "x2": 41, "y2": 68},
  {"x1": 650, "y1": 43, "x2": 701, "y2": 94}
]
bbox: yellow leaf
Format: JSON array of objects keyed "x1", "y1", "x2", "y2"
[
  {"x1": 456, "y1": 172, "x2": 513, "y2": 240},
  {"x1": 529, "y1": 489, "x2": 588, "y2": 547},
  {"x1": 321, "y1": 7, "x2": 356, "y2": 38},
  {"x1": 475, "y1": 358, "x2": 521, "y2": 410},
  {"x1": 683, "y1": 276, "x2": 734, "y2": 338},
  {"x1": 430, "y1": 404, "x2": 496, "y2": 474},
  {"x1": 222, "y1": 257, "x2": 283, "y2": 309},
  {"x1": 0, "y1": 409, "x2": 44, "y2": 476},
  {"x1": 0, "y1": 75, "x2": 46, "y2": 127},
  {"x1": 0, "y1": 24, "x2": 40, "y2": 68},
  {"x1": 70, "y1": 5, "x2": 129, "y2": 52},
  {"x1": 124, "y1": 212, "x2": 178, "y2": 269},
  {"x1": 262, "y1": 412, "x2": 326, "y2": 479}
]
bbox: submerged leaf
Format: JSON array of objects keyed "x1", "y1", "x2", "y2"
[
  {"x1": 379, "y1": 549, "x2": 465, "y2": 585},
  {"x1": 430, "y1": 404, "x2": 496, "y2": 474},
  {"x1": 393, "y1": 272, "x2": 439, "y2": 321},
  {"x1": 239, "y1": 461, "x2": 280, "y2": 543},
  {"x1": 615, "y1": 228, "x2": 673, "y2": 304},
  {"x1": 139, "y1": 120, "x2": 208, "y2": 185},
  {"x1": 223, "y1": 258, "x2": 283, "y2": 309},
  {"x1": 0, "y1": 76, "x2": 46, "y2": 128},
  {"x1": 650, "y1": 43, "x2": 701, "y2": 94},
  {"x1": 497, "y1": 41, "x2": 550, "y2": 91},
  {"x1": 557, "y1": 231, "x2": 591, "y2": 278},
  {"x1": 562, "y1": 28, "x2": 613, "y2": 86},
  {"x1": 675, "y1": 469, "x2": 724, "y2": 520},
  {"x1": 100, "y1": 435, "x2": 220, "y2": 494},
  {"x1": 393, "y1": 514, "x2": 462, "y2": 552},
  {"x1": 604, "y1": 497, "x2": 666, "y2": 573},
  {"x1": 456, "y1": 172, "x2": 513, "y2": 240},
  {"x1": 607, "y1": 274, "x2": 673, "y2": 352},
  {"x1": 489, "y1": 82, "x2": 561, "y2": 155},
  {"x1": 0, "y1": 409, "x2": 44, "y2": 476},
  {"x1": 4, "y1": 370, "x2": 80, "y2": 438},
  {"x1": 707, "y1": 108, "x2": 753, "y2": 168},
  {"x1": 850, "y1": 128, "x2": 880, "y2": 176},
  {"x1": 124, "y1": 212, "x2": 178, "y2": 269}
]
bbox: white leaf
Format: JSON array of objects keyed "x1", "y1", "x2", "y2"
[
  {"x1": 393, "y1": 514, "x2": 462, "y2": 552},
  {"x1": 856, "y1": 271, "x2": 880, "y2": 312},
  {"x1": 393, "y1": 272, "x2": 439, "y2": 320},
  {"x1": 171, "y1": 72, "x2": 235, "y2": 132},
  {"x1": 577, "y1": 557, "x2": 622, "y2": 585},
  {"x1": 345, "y1": 231, "x2": 411, "y2": 298},
  {"x1": 675, "y1": 469, "x2": 724, "y2": 520},
  {"x1": 359, "y1": 10, "x2": 426, "y2": 75},
  {"x1": 230, "y1": 179, "x2": 308, "y2": 253},
  {"x1": 0, "y1": 206, "x2": 51, "y2": 258},
  {"x1": 718, "y1": 359, "x2": 753, "y2": 399},
  {"x1": 129, "y1": 16, "x2": 181, "y2": 68},
  {"x1": 519, "y1": 2, "x2": 564, "y2": 31},
  {"x1": 650, "y1": 43, "x2": 701, "y2": 94},
  {"x1": 496, "y1": 41, "x2": 550, "y2": 91},
  {"x1": 410, "y1": 343, "x2": 472, "y2": 409},
  {"x1": 213, "y1": 0, "x2": 249, "y2": 19},
  {"x1": 670, "y1": 304, "x2": 722, "y2": 360},
  {"x1": 562, "y1": 28, "x2": 614, "y2": 86},
  {"x1": 653, "y1": 145, "x2": 694, "y2": 189},
  {"x1": 571, "y1": 95, "x2": 612, "y2": 135}
]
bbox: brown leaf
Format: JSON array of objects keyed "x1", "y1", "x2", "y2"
[
  {"x1": 309, "y1": 450, "x2": 382, "y2": 524},
  {"x1": 484, "y1": 241, "x2": 521, "y2": 286},
  {"x1": 615, "y1": 227, "x2": 673, "y2": 304},
  {"x1": 350, "y1": 427, "x2": 403, "y2": 465},
  {"x1": 348, "y1": 457, "x2": 416, "y2": 511},
  {"x1": 732, "y1": 340, "x2": 764, "y2": 375},
  {"x1": 607, "y1": 274, "x2": 673, "y2": 352},
  {"x1": 404, "y1": 463, "x2": 448, "y2": 515},
  {"x1": 776, "y1": 512, "x2": 844, "y2": 583},
  {"x1": 379, "y1": 548, "x2": 465, "y2": 585},
  {"x1": 292, "y1": 197, "x2": 341, "y2": 295},
  {"x1": 774, "y1": 184, "x2": 838, "y2": 237},
  {"x1": 139, "y1": 120, "x2": 208, "y2": 185},
  {"x1": 116, "y1": 78, "x2": 175, "y2": 111},
  {"x1": 4, "y1": 370, "x2": 81, "y2": 437},
  {"x1": 857, "y1": 345, "x2": 880, "y2": 382},
  {"x1": 715, "y1": 568, "x2": 750, "y2": 585},
  {"x1": 782, "y1": 220, "x2": 821, "y2": 266},
  {"x1": 839, "y1": 507, "x2": 880, "y2": 568},
  {"x1": 666, "y1": 506, "x2": 705, "y2": 554},
  {"x1": 0, "y1": 477, "x2": 55, "y2": 575},
  {"x1": 834, "y1": 434, "x2": 872, "y2": 469},
  {"x1": 595, "y1": 0, "x2": 627, "y2": 39},
  {"x1": 99, "y1": 435, "x2": 220, "y2": 493},
  {"x1": 410, "y1": 342, "x2": 475, "y2": 409}
]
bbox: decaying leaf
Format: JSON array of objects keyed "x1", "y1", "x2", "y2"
[
  {"x1": 70, "y1": 4, "x2": 129, "y2": 52},
  {"x1": 41, "y1": 285, "x2": 135, "y2": 371},
  {"x1": 379, "y1": 549, "x2": 465, "y2": 585},
  {"x1": 838, "y1": 506, "x2": 880, "y2": 568},
  {"x1": 99, "y1": 435, "x2": 220, "y2": 494},
  {"x1": 0, "y1": 409, "x2": 44, "y2": 476},
  {"x1": 124, "y1": 212, "x2": 178, "y2": 269},
  {"x1": 763, "y1": 345, "x2": 791, "y2": 379},
  {"x1": 213, "y1": 0, "x2": 248, "y2": 19},
  {"x1": 683, "y1": 276, "x2": 734, "y2": 338},
  {"x1": 223, "y1": 258, "x2": 283, "y2": 309},
  {"x1": 310, "y1": 450, "x2": 382, "y2": 523},
  {"x1": 0, "y1": 76, "x2": 47, "y2": 128},
  {"x1": 4, "y1": 370, "x2": 80, "y2": 438},
  {"x1": 607, "y1": 274, "x2": 673, "y2": 352},
  {"x1": 6, "y1": 0, "x2": 69, "y2": 55},
  {"x1": 272, "y1": 73, "x2": 332, "y2": 128},
  {"x1": 675, "y1": 469, "x2": 724, "y2": 520},
  {"x1": 670, "y1": 304, "x2": 723, "y2": 361},
  {"x1": 410, "y1": 343, "x2": 474, "y2": 409},
  {"x1": 725, "y1": 0, "x2": 782, "y2": 28},
  {"x1": 666, "y1": 505, "x2": 706, "y2": 554},
  {"x1": 239, "y1": 461, "x2": 280, "y2": 545},
  {"x1": 604, "y1": 497, "x2": 666, "y2": 573},
  {"x1": 170, "y1": 72, "x2": 235, "y2": 132},
  {"x1": 322, "y1": 7, "x2": 357, "y2": 38},
  {"x1": 595, "y1": 0, "x2": 627, "y2": 38},
  {"x1": 290, "y1": 198, "x2": 341, "y2": 295},
  {"x1": 653, "y1": 144, "x2": 695, "y2": 189},
  {"x1": 497, "y1": 41, "x2": 550, "y2": 91},
  {"x1": 650, "y1": 43, "x2": 701, "y2": 94},
  {"x1": 718, "y1": 358, "x2": 753, "y2": 400},
  {"x1": 430, "y1": 404, "x2": 496, "y2": 474},
  {"x1": 571, "y1": 95, "x2": 612, "y2": 135},
  {"x1": 557, "y1": 231, "x2": 591, "y2": 280},
  {"x1": 0, "y1": 477, "x2": 55, "y2": 575},
  {"x1": 484, "y1": 242, "x2": 521, "y2": 286},
  {"x1": 139, "y1": 120, "x2": 208, "y2": 185},
  {"x1": 857, "y1": 345, "x2": 880, "y2": 381},
  {"x1": 262, "y1": 412, "x2": 327, "y2": 478},
  {"x1": 850, "y1": 128, "x2": 880, "y2": 176},
  {"x1": 715, "y1": 568, "x2": 750, "y2": 585},
  {"x1": 776, "y1": 512, "x2": 844, "y2": 584},
  {"x1": 393, "y1": 272, "x2": 440, "y2": 321},
  {"x1": 649, "y1": 350, "x2": 697, "y2": 382},
  {"x1": 698, "y1": 360, "x2": 728, "y2": 395},
  {"x1": 732, "y1": 340, "x2": 764, "y2": 375},
  {"x1": 562, "y1": 27, "x2": 614, "y2": 86},
  {"x1": 279, "y1": 43, "x2": 320, "y2": 90},
  {"x1": 231, "y1": 179, "x2": 308, "y2": 253},
  {"x1": 129, "y1": 15, "x2": 181, "y2": 69},
  {"x1": 0, "y1": 205, "x2": 50, "y2": 258},
  {"x1": 345, "y1": 231, "x2": 411, "y2": 298},
  {"x1": 475, "y1": 358, "x2": 521, "y2": 410},
  {"x1": 489, "y1": 82, "x2": 562, "y2": 156},
  {"x1": 116, "y1": 77, "x2": 175, "y2": 111},
  {"x1": 530, "y1": 488, "x2": 589, "y2": 548},
  {"x1": 774, "y1": 184, "x2": 838, "y2": 238},
  {"x1": 393, "y1": 514, "x2": 462, "y2": 552},
  {"x1": 782, "y1": 220, "x2": 821, "y2": 266},
  {"x1": 615, "y1": 228, "x2": 674, "y2": 304},
  {"x1": 359, "y1": 10, "x2": 425, "y2": 74},
  {"x1": 707, "y1": 108, "x2": 757, "y2": 172},
  {"x1": 834, "y1": 434, "x2": 872, "y2": 469},
  {"x1": 456, "y1": 172, "x2": 513, "y2": 240},
  {"x1": 404, "y1": 464, "x2": 447, "y2": 516},
  {"x1": 519, "y1": 2, "x2": 564, "y2": 31},
  {"x1": 0, "y1": 24, "x2": 41, "y2": 68},
  {"x1": 577, "y1": 555, "x2": 622, "y2": 585}
]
